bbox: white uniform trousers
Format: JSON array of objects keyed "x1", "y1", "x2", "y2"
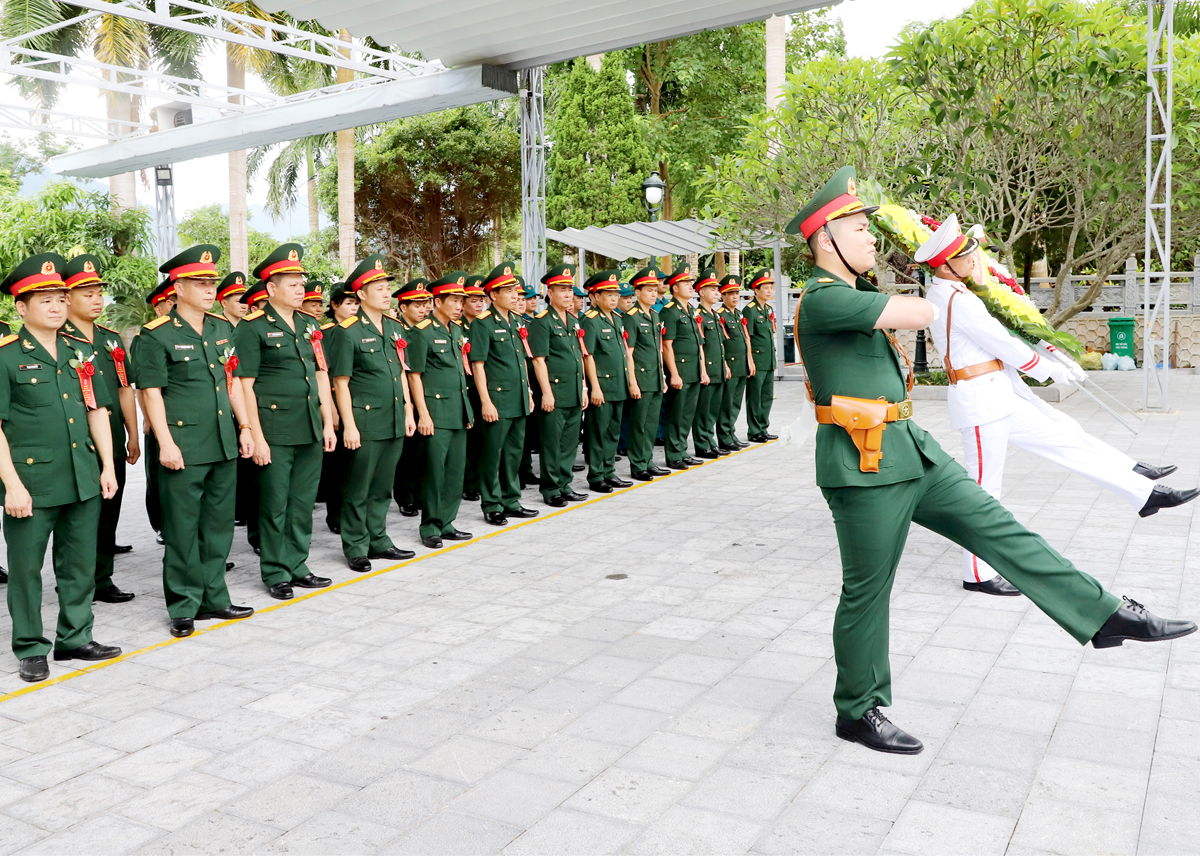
[{"x1": 959, "y1": 396, "x2": 1154, "y2": 582}]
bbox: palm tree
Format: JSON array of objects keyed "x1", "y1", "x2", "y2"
[{"x1": 247, "y1": 132, "x2": 334, "y2": 232}]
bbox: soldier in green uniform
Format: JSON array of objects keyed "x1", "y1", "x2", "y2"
[
  {"x1": 580, "y1": 270, "x2": 633, "y2": 493},
  {"x1": 235, "y1": 244, "x2": 337, "y2": 600},
  {"x1": 217, "y1": 273, "x2": 255, "y2": 534},
  {"x1": 659, "y1": 265, "x2": 707, "y2": 470},
  {"x1": 743, "y1": 268, "x2": 778, "y2": 443},
  {"x1": 461, "y1": 275, "x2": 487, "y2": 503},
  {"x1": 690, "y1": 268, "x2": 728, "y2": 459},
  {"x1": 791, "y1": 167, "x2": 1195, "y2": 753},
  {"x1": 518, "y1": 277, "x2": 542, "y2": 487},
  {"x1": 328, "y1": 255, "x2": 417, "y2": 571},
  {"x1": 219, "y1": 273, "x2": 249, "y2": 327},
  {"x1": 62, "y1": 255, "x2": 139, "y2": 603},
  {"x1": 0, "y1": 311, "x2": 8, "y2": 583},
  {"x1": 135, "y1": 246, "x2": 256, "y2": 638},
  {"x1": 716, "y1": 274, "x2": 753, "y2": 452},
  {"x1": 571, "y1": 283, "x2": 587, "y2": 318},
  {"x1": 468, "y1": 262, "x2": 539, "y2": 526},
  {"x1": 392, "y1": 277, "x2": 432, "y2": 516},
  {"x1": 532, "y1": 265, "x2": 589, "y2": 506},
  {"x1": 407, "y1": 274, "x2": 475, "y2": 548},
  {"x1": 137, "y1": 280, "x2": 175, "y2": 543},
  {"x1": 301, "y1": 282, "x2": 324, "y2": 317},
  {"x1": 622, "y1": 267, "x2": 668, "y2": 482},
  {"x1": 0, "y1": 254, "x2": 122, "y2": 681},
  {"x1": 317, "y1": 284, "x2": 357, "y2": 534}
]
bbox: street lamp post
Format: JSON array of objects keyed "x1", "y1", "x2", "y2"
[
  {"x1": 642, "y1": 170, "x2": 665, "y2": 223},
  {"x1": 914, "y1": 267, "x2": 929, "y2": 375}
]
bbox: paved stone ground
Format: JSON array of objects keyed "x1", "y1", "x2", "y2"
[{"x1": 0, "y1": 371, "x2": 1197, "y2": 855}]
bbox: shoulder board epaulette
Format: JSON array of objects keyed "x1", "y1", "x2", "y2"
[
  {"x1": 60, "y1": 332, "x2": 87, "y2": 344},
  {"x1": 626, "y1": 306, "x2": 639, "y2": 315},
  {"x1": 296, "y1": 309, "x2": 317, "y2": 318},
  {"x1": 416, "y1": 319, "x2": 433, "y2": 329},
  {"x1": 144, "y1": 315, "x2": 171, "y2": 330},
  {"x1": 536, "y1": 310, "x2": 548, "y2": 318},
  {"x1": 816, "y1": 277, "x2": 835, "y2": 283},
  {"x1": 338, "y1": 315, "x2": 358, "y2": 328},
  {"x1": 205, "y1": 312, "x2": 228, "y2": 322},
  {"x1": 243, "y1": 310, "x2": 265, "y2": 322},
  {"x1": 320, "y1": 321, "x2": 335, "y2": 330},
  {"x1": 664, "y1": 301, "x2": 675, "y2": 309},
  {"x1": 476, "y1": 310, "x2": 490, "y2": 319},
  {"x1": 585, "y1": 310, "x2": 598, "y2": 319},
  {"x1": 452, "y1": 319, "x2": 463, "y2": 326},
  {"x1": 96, "y1": 322, "x2": 119, "y2": 335},
  {"x1": 0, "y1": 334, "x2": 17, "y2": 348}
]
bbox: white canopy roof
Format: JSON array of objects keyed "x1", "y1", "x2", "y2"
[{"x1": 548, "y1": 218, "x2": 778, "y2": 261}]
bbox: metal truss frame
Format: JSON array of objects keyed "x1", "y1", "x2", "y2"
[
  {"x1": 1144, "y1": 0, "x2": 1173, "y2": 410},
  {"x1": 519, "y1": 66, "x2": 546, "y2": 290},
  {"x1": 0, "y1": 101, "x2": 152, "y2": 140}
]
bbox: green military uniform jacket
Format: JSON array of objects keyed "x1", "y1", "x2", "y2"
[
  {"x1": 407, "y1": 316, "x2": 473, "y2": 430},
  {"x1": 61, "y1": 319, "x2": 133, "y2": 447},
  {"x1": 581, "y1": 308, "x2": 629, "y2": 402},
  {"x1": 697, "y1": 305, "x2": 725, "y2": 383},
  {"x1": 621, "y1": 305, "x2": 664, "y2": 391},
  {"x1": 743, "y1": 299, "x2": 778, "y2": 373},
  {"x1": 233, "y1": 306, "x2": 323, "y2": 445},
  {"x1": 717, "y1": 306, "x2": 750, "y2": 378},
  {"x1": 0, "y1": 328, "x2": 111, "y2": 507},
  {"x1": 528, "y1": 308, "x2": 585, "y2": 408},
  {"x1": 659, "y1": 299, "x2": 702, "y2": 384},
  {"x1": 793, "y1": 268, "x2": 949, "y2": 488},
  {"x1": 467, "y1": 308, "x2": 532, "y2": 419},
  {"x1": 0, "y1": 320, "x2": 10, "y2": 336},
  {"x1": 134, "y1": 308, "x2": 239, "y2": 466},
  {"x1": 326, "y1": 309, "x2": 408, "y2": 441}
]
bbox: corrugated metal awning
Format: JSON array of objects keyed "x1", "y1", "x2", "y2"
[{"x1": 547, "y1": 218, "x2": 778, "y2": 261}]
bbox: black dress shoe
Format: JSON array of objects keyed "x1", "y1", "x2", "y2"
[
  {"x1": 588, "y1": 482, "x2": 614, "y2": 494},
  {"x1": 1138, "y1": 485, "x2": 1200, "y2": 517},
  {"x1": 293, "y1": 573, "x2": 332, "y2": 589},
  {"x1": 606, "y1": 477, "x2": 633, "y2": 488},
  {"x1": 156, "y1": 533, "x2": 165, "y2": 545},
  {"x1": 443, "y1": 529, "x2": 473, "y2": 541},
  {"x1": 763, "y1": 432, "x2": 779, "y2": 440},
  {"x1": 683, "y1": 457, "x2": 702, "y2": 466},
  {"x1": 748, "y1": 433, "x2": 768, "y2": 443},
  {"x1": 717, "y1": 444, "x2": 739, "y2": 454},
  {"x1": 632, "y1": 470, "x2": 655, "y2": 482},
  {"x1": 667, "y1": 460, "x2": 689, "y2": 471},
  {"x1": 1092, "y1": 596, "x2": 1198, "y2": 648},
  {"x1": 113, "y1": 544, "x2": 133, "y2": 554},
  {"x1": 1134, "y1": 461, "x2": 1178, "y2": 480},
  {"x1": 562, "y1": 491, "x2": 589, "y2": 502},
  {"x1": 836, "y1": 707, "x2": 923, "y2": 754},
  {"x1": 225, "y1": 561, "x2": 235, "y2": 572},
  {"x1": 736, "y1": 440, "x2": 750, "y2": 449},
  {"x1": 505, "y1": 506, "x2": 539, "y2": 519},
  {"x1": 398, "y1": 504, "x2": 419, "y2": 517},
  {"x1": 19, "y1": 656, "x2": 48, "y2": 682},
  {"x1": 327, "y1": 523, "x2": 341, "y2": 534},
  {"x1": 234, "y1": 519, "x2": 248, "y2": 527},
  {"x1": 614, "y1": 454, "x2": 623, "y2": 461},
  {"x1": 545, "y1": 495, "x2": 568, "y2": 508},
  {"x1": 462, "y1": 489, "x2": 481, "y2": 501},
  {"x1": 421, "y1": 536, "x2": 444, "y2": 549},
  {"x1": 94, "y1": 585, "x2": 136, "y2": 603},
  {"x1": 53, "y1": 641, "x2": 122, "y2": 662},
  {"x1": 571, "y1": 463, "x2": 585, "y2": 472},
  {"x1": 650, "y1": 466, "x2": 671, "y2": 476},
  {"x1": 0, "y1": 567, "x2": 7, "y2": 585},
  {"x1": 196, "y1": 605, "x2": 254, "y2": 621},
  {"x1": 369, "y1": 546, "x2": 416, "y2": 560},
  {"x1": 485, "y1": 511, "x2": 509, "y2": 526},
  {"x1": 654, "y1": 438, "x2": 665, "y2": 446},
  {"x1": 695, "y1": 449, "x2": 721, "y2": 460},
  {"x1": 170, "y1": 618, "x2": 194, "y2": 638},
  {"x1": 348, "y1": 556, "x2": 372, "y2": 572},
  {"x1": 268, "y1": 582, "x2": 294, "y2": 601},
  {"x1": 252, "y1": 546, "x2": 260, "y2": 556},
  {"x1": 963, "y1": 576, "x2": 1021, "y2": 596}
]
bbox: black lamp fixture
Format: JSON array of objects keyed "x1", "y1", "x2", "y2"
[{"x1": 642, "y1": 170, "x2": 665, "y2": 221}]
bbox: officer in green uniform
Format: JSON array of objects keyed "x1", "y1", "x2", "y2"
[
  {"x1": 62, "y1": 255, "x2": 139, "y2": 603},
  {"x1": 743, "y1": 268, "x2": 778, "y2": 443},
  {"x1": 217, "y1": 273, "x2": 254, "y2": 534},
  {"x1": 391, "y1": 277, "x2": 432, "y2": 517},
  {"x1": 791, "y1": 166, "x2": 1195, "y2": 753},
  {"x1": 716, "y1": 274, "x2": 753, "y2": 452},
  {"x1": 0, "y1": 254, "x2": 122, "y2": 682},
  {"x1": 137, "y1": 280, "x2": 175, "y2": 542},
  {"x1": 659, "y1": 265, "x2": 707, "y2": 470},
  {"x1": 235, "y1": 244, "x2": 337, "y2": 600},
  {"x1": 328, "y1": 255, "x2": 417, "y2": 571},
  {"x1": 518, "y1": 277, "x2": 542, "y2": 487},
  {"x1": 461, "y1": 275, "x2": 488, "y2": 502},
  {"x1": 317, "y1": 283, "x2": 357, "y2": 533},
  {"x1": 580, "y1": 270, "x2": 633, "y2": 493},
  {"x1": 407, "y1": 273, "x2": 475, "y2": 548},
  {"x1": 622, "y1": 267, "x2": 668, "y2": 481},
  {"x1": 468, "y1": 262, "x2": 539, "y2": 526},
  {"x1": 219, "y1": 272, "x2": 249, "y2": 327},
  {"x1": 690, "y1": 268, "x2": 727, "y2": 459},
  {"x1": 532, "y1": 265, "x2": 588, "y2": 506},
  {"x1": 0, "y1": 311, "x2": 8, "y2": 583},
  {"x1": 135, "y1": 245, "x2": 255, "y2": 638}
]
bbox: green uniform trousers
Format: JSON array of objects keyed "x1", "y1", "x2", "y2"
[
  {"x1": 144, "y1": 431, "x2": 162, "y2": 533},
  {"x1": 343, "y1": 436, "x2": 404, "y2": 559},
  {"x1": 585, "y1": 400, "x2": 621, "y2": 484},
  {"x1": 421, "y1": 427, "x2": 467, "y2": 538},
  {"x1": 6, "y1": 497, "x2": 100, "y2": 659},
  {"x1": 236, "y1": 455, "x2": 260, "y2": 549},
  {"x1": 257, "y1": 440, "x2": 323, "y2": 586},
  {"x1": 317, "y1": 429, "x2": 350, "y2": 532},
  {"x1": 717, "y1": 376, "x2": 748, "y2": 448},
  {"x1": 393, "y1": 435, "x2": 425, "y2": 511},
  {"x1": 95, "y1": 456, "x2": 126, "y2": 589},
  {"x1": 479, "y1": 416, "x2": 526, "y2": 514},
  {"x1": 691, "y1": 381, "x2": 722, "y2": 453},
  {"x1": 627, "y1": 389, "x2": 663, "y2": 473},
  {"x1": 663, "y1": 382, "x2": 701, "y2": 463},
  {"x1": 823, "y1": 457, "x2": 1121, "y2": 721},
  {"x1": 539, "y1": 405, "x2": 583, "y2": 501},
  {"x1": 745, "y1": 371, "x2": 774, "y2": 436},
  {"x1": 463, "y1": 390, "x2": 483, "y2": 496},
  {"x1": 159, "y1": 459, "x2": 236, "y2": 620}
]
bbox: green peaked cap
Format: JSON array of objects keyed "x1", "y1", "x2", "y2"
[
  {"x1": 785, "y1": 165, "x2": 878, "y2": 239},
  {"x1": 253, "y1": 242, "x2": 305, "y2": 280}
]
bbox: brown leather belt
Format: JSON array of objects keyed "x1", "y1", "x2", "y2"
[
  {"x1": 813, "y1": 395, "x2": 913, "y2": 472},
  {"x1": 814, "y1": 398, "x2": 913, "y2": 425},
  {"x1": 946, "y1": 358, "x2": 1003, "y2": 385}
]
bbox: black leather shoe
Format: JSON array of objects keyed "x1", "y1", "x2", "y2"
[
  {"x1": 571, "y1": 463, "x2": 585, "y2": 472},
  {"x1": 544, "y1": 495, "x2": 568, "y2": 507},
  {"x1": 225, "y1": 561, "x2": 235, "y2": 572},
  {"x1": 196, "y1": 605, "x2": 254, "y2": 621},
  {"x1": 252, "y1": 546, "x2": 260, "y2": 556},
  {"x1": 156, "y1": 533, "x2": 165, "y2": 545},
  {"x1": 1134, "y1": 461, "x2": 1178, "y2": 480},
  {"x1": 268, "y1": 582, "x2": 294, "y2": 601},
  {"x1": 421, "y1": 536, "x2": 444, "y2": 549},
  {"x1": 369, "y1": 546, "x2": 416, "y2": 560},
  {"x1": 1092, "y1": 596, "x2": 1198, "y2": 648},
  {"x1": 606, "y1": 477, "x2": 633, "y2": 488},
  {"x1": 650, "y1": 466, "x2": 671, "y2": 476},
  {"x1": 462, "y1": 489, "x2": 481, "y2": 501},
  {"x1": 717, "y1": 444, "x2": 739, "y2": 454},
  {"x1": 443, "y1": 529, "x2": 473, "y2": 541},
  {"x1": 170, "y1": 618, "x2": 194, "y2": 638},
  {"x1": 748, "y1": 433, "x2": 768, "y2": 443},
  {"x1": 763, "y1": 432, "x2": 778, "y2": 440},
  {"x1": 94, "y1": 585, "x2": 136, "y2": 603},
  {"x1": 0, "y1": 567, "x2": 7, "y2": 585},
  {"x1": 505, "y1": 506, "x2": 539, "y2": 519},
  {"x1": 327, "y1": 522, "x2": 341, "y2": 534},
  {"x1": 293, "y1": 573, "x2": 332, "y2": 589},
  {"x1": 632, "y1": 470, "x2": 655, "y2": 482},
  {"x1": 736, "y1": 440, "x2": 750, "y2": 449},
  {"x1": 836, "y1": 707, "x2": 923, "y2": 754},
  {"x1": 695, "y1": 449, "x2": 721, "y2": 460},
  {"x1": 485, "y1": 511, "x2": 509, "y2": 526},
  {"x1": 348, "y1": 556, "x2": 372, "y2": 572},
  {"x1": 19, "y1": 656, "x2": 48, "y2": 682},
  {"x1": 562, "y1": 491, "x2": 588, "y2": 502},
  {"x1": 398, "y1": 504, "x2": 419, "y2": 517},
  {"x1": 1138, "y1": 485, "x2": 1200, "y2": 517},
  {"x1": 113, "y1": 544, "x2": 133, "y2": 554},
  {"x1": 588, "y1": 482, "x2": 614, "y2": 494},
  {"x1": 684, "y1": 457, "x2": 702, "y2": 466},
  {"x1": 53, "y1": 641, "x2": 122, "y2": 662},
  {"x1": 963, "y1": 576, "x2": 1021, "y2": 596},
  {"x1": 667, "y1": 460, "x2": 689, "y2": 471},
  {"x1": 654, "y1": 437, "x2": 665, "y2": 446}
]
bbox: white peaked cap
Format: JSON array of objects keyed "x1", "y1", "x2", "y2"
[{"x1": 914, "y1": 213, "x2": 975, "y2": 267}]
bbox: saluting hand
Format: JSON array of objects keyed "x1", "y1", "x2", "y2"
[
  {"x1": 4, "y1": 483, "x2": 33, "y2": 518},
  {"x1": 160, "y1": 441, "x2": 185, "y2": 471}
]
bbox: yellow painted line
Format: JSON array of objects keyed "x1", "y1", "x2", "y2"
[{"x1": 0, "y1": 439, "x2": 776, "y2": 705}]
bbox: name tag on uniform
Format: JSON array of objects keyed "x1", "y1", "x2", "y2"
[
  {"x1": 18, "y1": 364, "x2": 41, "y2": 370},
  {"x1": 601, "y1": 328, "x2": 612, "y2": 333},
  {"x1": 266, "y1": 331, "x2": 284, "y2": 338},
  {"x1": 361, "y1": 337, "x2": 377, "y2": 343},
  {"x1": 434, "y1": 339, "x2": 447, "y2": 344},
  {"x1": 174, "y1": 344, "x2": 194, "y2": 351}
]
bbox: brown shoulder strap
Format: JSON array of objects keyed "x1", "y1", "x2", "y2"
[{"x1": 944, "y1": 290, "x2": 959, "y2": 384}]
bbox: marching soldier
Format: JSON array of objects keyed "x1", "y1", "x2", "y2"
[
  {"x1": 62, "y1": 255, "x2": 139, "y2": 603},
  {"x1": 790, "y1": 166, "x2": 1195, "y2": 754},
  {"x1": 461, "y1": 275, "x2": 487, "y2": 502},
  {"x1": 743, "y1": 269, "x2": 778, "y2": 442},
  {"x1": 716, "y1": 274, "x2": 754, "y2": 452},
  {"x1": 519, "y1": 277, "x2": 542, "y2": 487},
  {"x1": 407, "y1": 273, "x2": 475, "y2": 548},
  {"x1": 0, "y1": 253, "x2": 121, "y2": 682},
  {"x1": 327, "y1": 255, "x2": 417, "y2": 571},
  {"x1": 392, "y1": 277, "x2": 432, "y2": 517},
  {"x1": 317, "y1": 284, "x2": 357, "y2": 534},
  {"x1": 132, "y1": 245, "x2": 255, "y2": 639},
  {"x1": 691, "y1": 267, "x2": 727, "y2": 459},
  {"x1": 660, "y1": 265, "x2": 707, "y2": 470},
  {"x1": 532, "y1": 265, "x2": 589, "y2": 506},
  {"x1": 623, "y1": 266, "x2": 668, "y2": 482},
  {"x1": 468, "y1": 262, "x2": 539, "y2": 526},
  {"x1": 235, "y1": 244, "x2": 337, "y2": 600},
  {"x1": 580, "y1": 270, "x2": 632, "y2": 493}
]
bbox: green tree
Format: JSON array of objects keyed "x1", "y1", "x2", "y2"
[{"x1": 177, "y1": 203, "x2": 341, "y2": 283}]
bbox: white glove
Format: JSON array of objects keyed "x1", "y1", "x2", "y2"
[
  {"x1": 1067, "y1": 360, "x2": 1086, "y2": 382},
  {"x1": 1046, "y1": 362, "x2": 1075, "y2": 386}
]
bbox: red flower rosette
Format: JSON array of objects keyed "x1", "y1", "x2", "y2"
[
  {"x1": 575, "y1": 326, "x2": 589, "y2": 358},
  {"x1": 393, "y1": 334, "x2": 409, "y2": 370},
  {"x1": 461, "y1": 339, "x2": 473, "y2": 375},
  {"x1": 74, "y1": 354, "x2": 98, "y2": 409},
  {"x1": 517, "y1": 324, "x2": 533, "y2": 357},
  {"x1": 107, "y1": 342, "x2": 130, "y2": 387}
]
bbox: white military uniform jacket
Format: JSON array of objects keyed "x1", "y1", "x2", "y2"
[{"x1": 926, "y1": 276, "x2": 1054, "y2": 430}]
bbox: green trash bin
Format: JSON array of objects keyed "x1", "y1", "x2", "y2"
[{"x1": 1108, "y1": 316, "x2": 1136, "y2": 359}]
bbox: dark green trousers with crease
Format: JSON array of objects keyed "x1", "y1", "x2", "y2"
[
  {"x1": 627, "y1": 389, "x2": 663, "y2": 474},
  {"x1": 717, "y1": 376, "x2": 748, "y2": 448},
  {"x1": 540, "y1": 405, "x2": 582, "y2": 500},
  {"x1": 479, "y1": 415, "x2": 526, "y2": 514},
  {"x1": 257, "y1": 440, "x2": 322, "y2": 586},
  {"x1": 663, "y1": 381, "x2": 700, "y2": 463},
  {"x1": 585, "y1": 399, "x2": 622, "y2": 484},
  {"x1": 343, "y1": 436, "x2": 404, "y2": 559},
  {"x1": 421, "y1": 427, "x2": 467, "y2": 538},
  {"x1": 691, "y1": 380, "x2": 722, "y2": 452},
  {"x1": 745, "y1": 370, "x2": 774, "y2": 436},
  {"x1": 159, "y1": 459, "x2": 236, "y2": 619}
]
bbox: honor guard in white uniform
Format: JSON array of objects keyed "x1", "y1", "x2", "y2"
[{"x1": 915, "y1": 215, "x2": 1199, "y2": 596}]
